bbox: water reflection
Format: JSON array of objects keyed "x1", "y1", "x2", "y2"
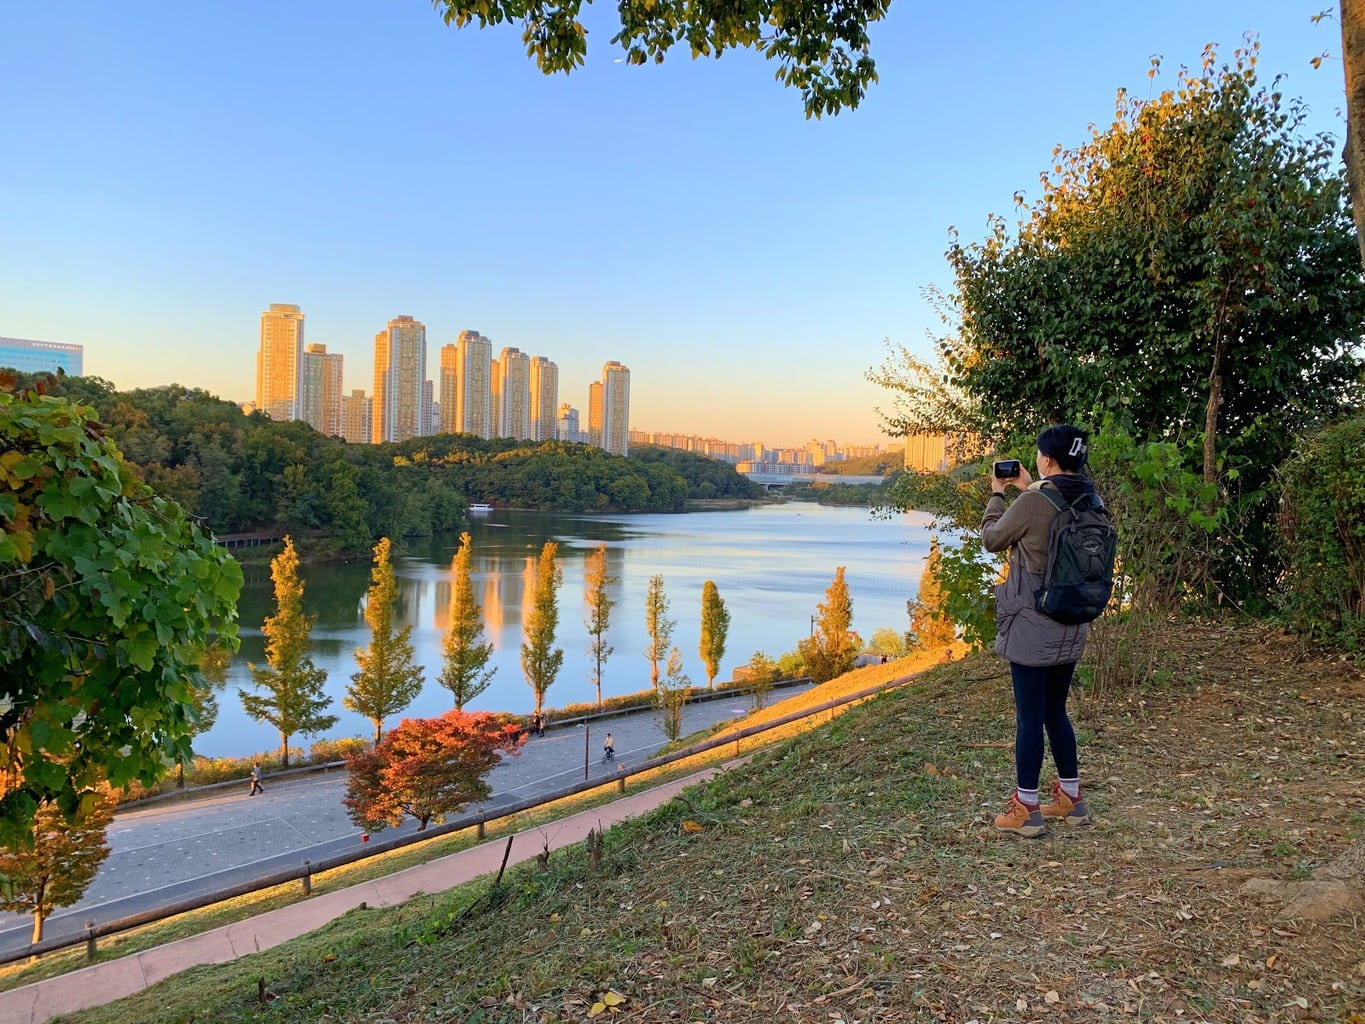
[{"x1": 206, "y1": 504, "x2": 933, "y2": 758}]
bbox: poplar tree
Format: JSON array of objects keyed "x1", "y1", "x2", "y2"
[
  {"x1": 347, "y1": 537, "x2": 425, "y2": 743},
  {"x1": 798, "y1": 566, "x2": 859, "y2": 683},
  {"x1": 583, "y1": 543, "x2": 615, "y2": 708},
  {"x1": 521, "y1": 541, "x2": 564, "y2": 717},
  {"x1": 657, "y1": 645, "x2": 692, "y2": 741},
  {"x1": 698, "y1": 580, "x2": 731, "y2": 689},
  {"x1": 0, "y1": 789, "x2": 115, "y2": 945},
  {"x1": 241, "y1": 536, "x2": 337, "y2": 767},
  {"x1": 643, "y1": 573, "x2": 675, "y2": 692},
  {"x1": 438, "y1": 532, "x2": 496, "y2": 711}
]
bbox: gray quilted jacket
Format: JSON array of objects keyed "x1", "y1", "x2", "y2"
[{"x1": 981, "y1": 482, "x2": 1089, "y2": 667}]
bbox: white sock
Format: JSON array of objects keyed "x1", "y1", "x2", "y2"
[
  {"x1": 1058, "y1": 778, "x2": 1080, "y2": 799},
  {"x1": 1016, "y1": 787, "x2": 1039, "y2": 808}
]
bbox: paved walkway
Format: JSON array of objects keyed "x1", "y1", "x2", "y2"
[
  {"x1": 0, "y1": 688, "x2": 803, "y2": 955},
  {"x1": 0, "y1": 764, "x2": 736, "y2": 1024}
]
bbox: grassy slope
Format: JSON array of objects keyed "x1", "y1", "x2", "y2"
[{"x1": 55, "y1": 623, "x2": 1365, "y2": 1023}]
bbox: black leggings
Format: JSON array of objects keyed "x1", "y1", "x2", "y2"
[{"x1": 1010, "y1": 661, "x2": 1079, "y2": 790}]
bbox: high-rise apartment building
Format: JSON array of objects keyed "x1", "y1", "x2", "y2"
[
  {"x1": 453, "y1": 330, "x2": 492, "y2": 438},
  {"x1": 556, "y1": 403, "x2": 580, "y2": 443},
  {"x1": 529, "y1": 356, "x2": 559, "y2": 442},
  {"x1": 601, "y1": 360, "x2": 630, "y2": 455},
  {"x1": 498, "y1": 347, "x2": 531, "y2": 440},
  {"x1": 489, "y1": 359, "x2": 502, "y2": 440},
  {"x1": 341, "y1": 389, "x2": 372, "y2": 444},
  {"x1": 256, "y1": 303, "x2": 305, "y2": 421},
  {"x1": 299, "y1": 343, "x2": 344, "y2": 437},
  {"x1": 438, "y1": 343, "x2": 459, "y2": 435},
  {"x1": 0, "y1": 337, "x2": 83, "y2": 376},
  {"x1": 587, "y1": 381, "x2": 603, "y2": 448},
  {"x1": 372, "y1": 315, "x2": 428, "y2": 444}
]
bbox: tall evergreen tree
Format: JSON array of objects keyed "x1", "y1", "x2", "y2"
[
  {"x1": 698, "y1": 580, "x2": 731, "y2": 690},
  {"x1": 347, "y1": 537, "x2": 425, "y2": 742},
  {"x1": 241, "y1": 536, "x2": 338, "y2": 766},
  {"x1": 798, "y1": 567, "x2": 859, "y2": 683},
  {"x1": 643, "y1": 573, "x2": 675, "y2": 692},
  {"x1": 438, "y1": 531, "x2": 496, "y2": 710},
  {"x1": 583, "y1": 543, "x2": 615, "y2": 707},
  {"x1": 521, "y1": 541, "x2": 564, "y2": 716}
]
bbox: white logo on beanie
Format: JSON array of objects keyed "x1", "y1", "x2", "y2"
[{"x1": 1069, "y1": 438, "x2": 1087, "y2": 457}]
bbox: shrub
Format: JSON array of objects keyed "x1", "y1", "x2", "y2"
[{"x1": 1276, "y1": 416, "x2": 1365, "y2": 651}]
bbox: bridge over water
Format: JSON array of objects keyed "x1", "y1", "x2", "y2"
[{"x1": 741, "y1": 471, "x2": 888, "y2": 491}]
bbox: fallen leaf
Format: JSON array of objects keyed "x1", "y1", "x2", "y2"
[
  {"x1": 1016, "y1": 997, "x2": 1028, "y2": 1011},
  {"x1": 1222, "y1": 954, "x2": 1241, "y2": 967},
  {"x1": 1045, "y1": 990, "x2": 1060, "y2": 1005},
  {"x1": 681, "y1": 820, "x2": 704, "y2": 834},
  {"x1": 588, "y1": 1002, "x2": 606, "y2": 1018},
  {"x1": 924, "y1": 762, "x2": 939, "y2": 775},
  {"x1": 1265, "y1": 955, "x2": 1276, "y2": 969}
]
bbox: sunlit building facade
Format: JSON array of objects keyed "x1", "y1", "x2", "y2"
[
  {"x1": 453, "y1": 330, "x2": 493, "y2": 438},
  {"x1": 587, "y1": 380, "x2": 603, "y2": 448},
  {"x1": 498, "y1": 347, "x2": 531, "y2": 440},
  {"x1": 529, "y1": 356, "x2": 559, "y2": 442},
  {"x1": 601, "y1": 360, "x2": 630, "y2": 456},
  {"x1": 372, "y1": 314, "x2": 428, "y2": 443},
  {"x1": 300, "y1": 343, "x2": 344, "y2": 437},
  {"x1": 341, "y1": 389, "x2": 372, "y2": 444},
  {"x1": 256, "y1": 303, "x2": 304, "y2": 422}
]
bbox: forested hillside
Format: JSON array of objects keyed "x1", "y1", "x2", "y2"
[{"x1": 22, "y1": 375, "x2": 760, "y2": 553}]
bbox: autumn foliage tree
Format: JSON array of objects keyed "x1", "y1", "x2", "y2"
[
  {"x1": 343, "y1": 711, "x2": 524, "y2": 832},
  {"x1": 583, "y1": 543, "x2": 615, "y2": 708},
  {"x1": 798, "y1": 567, "x2": 859, "y2": 683},
  {"x1": 438, "y1": 532, "x2": 496, "y2": 711},
  {"x1": 0, "y1": 381, "x2": 241, "y2": 849},
  {"x1": 0, "y1": 788, "x2": 115, "y2": 944},
  {"x1": 240, "y1": 537, "x2": 337, "y2": 767},
  {"x1": 346, "y1": 537, "x2": 425, "y2": 741},
  {"x1": 643, "y1": 573, "x2": 675, "y2": 692},
  {"x1": 908, "y1": 541, "x2": 957, "y2": 650},
  {"x1": 521, "y1": 541, "x2": 564, "y2": 716}
]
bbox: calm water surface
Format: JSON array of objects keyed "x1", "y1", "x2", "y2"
[{"x1": 203, "y1": 503, "x2": 935, "y2": 757}]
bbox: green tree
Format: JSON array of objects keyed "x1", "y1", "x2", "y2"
[
  {"x1": 0, "y1": 382, "x2": 241, "y2": 849},
  {"x1": 643, "y1": 573, "x2": 675, "y2": 692},
  {"x1": 241, "y1": 537, "x2": 337, "y2": 767},
  {"x1": 0, "y1": 789, "x2": 115, "y2": 945},
  {"x1": 698, "y1": 580, "x2": 730, "y2": 689},
  {"x1": 438, "y1": 532, "x2": 497, "y2": 710},
  {"x1": 875, "y1": 42, "x2": 1365, "y2": 604},
  {"x1": 867, "y1": 626, "x2": 906, "y2": 658},
  {"x1": 521, "y1": 541, "x2": 564, "y2": 716},
  {"x1": 347, "y1": 537, "x2": 425, "y2": 742},
  {"x1": 431, "y1": 0, "x2": 889, "y2": 119},
  {"x1": 343, "y1": 711, "x2": 524, "y2": 832},
  {"x1": 798, "y1": 567, "x2": 859, "y2": 683},
  {"x1": 657, "y1": 646, "x2": 691, "y2": 742},
  {"x1": 907, "y1": 541, "x2": 957, "y2": 650},
  {"x1": 583, "y1": 543, "x2": 615, "y2": 708},
  {"x1": 745, "y1": 650, "x2": 779, "y2": 710}
]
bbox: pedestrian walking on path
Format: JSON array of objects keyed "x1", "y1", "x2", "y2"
[{"x1": 248, "y1": 763, "x2": 264, "y2": 796}]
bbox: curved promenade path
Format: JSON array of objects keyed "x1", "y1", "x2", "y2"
[{"x1": 0, "y1": 687, "x2": 812, "y2": 1024}]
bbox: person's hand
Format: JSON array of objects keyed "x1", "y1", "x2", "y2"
[{"x1": 1013, "y1": 465, "x2": 1034, "y2": 490}]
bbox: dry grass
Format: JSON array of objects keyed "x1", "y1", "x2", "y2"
[{"x1": 50, "y1": 621, "x2": 1365, "y2": 1022}]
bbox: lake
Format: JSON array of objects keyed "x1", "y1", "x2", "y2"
[{"x1": 203, "y1": 502, "x2": 936, "y2": 757}]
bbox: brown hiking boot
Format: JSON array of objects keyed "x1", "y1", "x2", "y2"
[
  {"x1": 993, "y1": 795, "x2": 1045, "y2": 837},
  {"x1": 1040, "y1": 783, "x2": 1091, "y2": 825}
]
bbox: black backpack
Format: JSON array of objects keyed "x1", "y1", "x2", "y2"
[{"x1": 1036, "y1": 487, "x2": 1117, "y2": 625}]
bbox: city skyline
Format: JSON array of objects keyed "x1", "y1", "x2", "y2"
[{"x1": 0, "y1": 4, "x2": 1343, "y2": 450}]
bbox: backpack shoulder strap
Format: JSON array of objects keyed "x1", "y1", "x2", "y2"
[{"x1": 1037, "y1": 486, "x2": 1067, "y2": 512}]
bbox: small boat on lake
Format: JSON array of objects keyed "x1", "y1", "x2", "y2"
[{"x1": 468, "y1": 502, "x2": 494, "y2": 513}]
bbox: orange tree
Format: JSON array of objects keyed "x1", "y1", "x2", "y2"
[
  {"x1": 0, "y1": 789, "x2": 115, "y2": 945},
  {"x1": 0, "y1": 380, "x2": 241, "y2": 849},
  {"x1": 343, "y1": 711, "x2": 525, "y2": 832}
]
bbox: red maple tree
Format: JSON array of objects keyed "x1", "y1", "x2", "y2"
[{"x1": 343, "y1": 711, "x2": 525, "y2": 832}]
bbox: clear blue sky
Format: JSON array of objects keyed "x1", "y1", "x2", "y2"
[{"x1": 0, "y1": 2, "x2": 1345, "y2": 449}]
